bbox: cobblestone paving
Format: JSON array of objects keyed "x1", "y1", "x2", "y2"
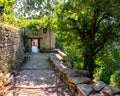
[{"x1": 7, "y1": 53, "x2": 73, "y2": 96}]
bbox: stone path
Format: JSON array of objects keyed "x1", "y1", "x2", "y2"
[{"x1": 7, "y1": 53, "x2": 73, "y2": 96}]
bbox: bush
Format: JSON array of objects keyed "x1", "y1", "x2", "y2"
[
  {"x1": 110, "y1": 70, "x2": 120, "y2": 88},
  {"x1": 94, "y1": 66, "x2": 112, "y2": 84}
]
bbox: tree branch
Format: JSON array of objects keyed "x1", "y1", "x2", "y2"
[
  {"x1": 91, "y1": 8, "x2": 100, "y2": 39},
  {"x1": 68, "y1": 18, "x2": 85, "y2": 39},
  {"x1": 93, "y1": 26, "x2": 113, "y2": 56},
  {"x1": 96, "y1": 13, "x2": 109, "y2": 31}
]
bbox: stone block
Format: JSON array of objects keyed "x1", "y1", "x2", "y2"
[
  {"x1": 77, "y1": 84, "x2": 93, "y2": 95},
  {"x1": 101, "y1": 85, "x2": 120, "y2": 96},
  {"x1": 70, "y1": 77, "x2": 91, "y2": 84},
  {"x1": 57, "y1": 50, "x2": 67, "y2": 61},
  {"x1": 79, "y1": 70, "x2": 89, "y2": 77},
  {"x1": 93, "y1": 81, "x2": 106, "y2": 91}
]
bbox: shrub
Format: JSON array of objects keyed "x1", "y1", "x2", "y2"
[
  {"x1": 94, "y1": 66, "x2": 112, "y2": 84},
  {"x1": 110, "y1": 70, "x2": 120, "y2": 88}
]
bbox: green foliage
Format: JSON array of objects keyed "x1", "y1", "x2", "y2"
[
  {"x1": 0, "y1": 0, "x2": 4, "y2": 7},
  {"x1": 17, "y1": 16, "x2": 55, "y2": 30},
  {"x1": 94, "y1": 67, "x2": 103, "y2": 81},
  {"x1": 55, "y1": 37, "x2": 64, "y2": 51},
  {"x1": 0, "y1": 0, "x2": 15, "y2": 24},
  {"x1": 110, "y1": 70, "x2": 120, "y2": 88},
  {"x1": 94, "y1": 67, "x2": 112, "y2": 84},
  {"x1": 54, "y1": 0, "x2": 120, "y2": 79},
  {"x1": 56, "y1": 30, "x2": 84, "y2": 69},
  {"x1": 98, "y1": 40, "x2": 120, "y2": 71},
  {"x1": 67, "y1": 48, "x2": 83, "y2": 69},
  {"x1": 94, "y1": 40, "x2": 120, "y2": 84}
]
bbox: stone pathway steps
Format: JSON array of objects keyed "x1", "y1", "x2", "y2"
[{"x1": 7, "y1": 53, "x2": 73, "y2": 96}]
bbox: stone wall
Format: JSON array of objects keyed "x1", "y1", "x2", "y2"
[
  {"x1": 0, "y1": 25, "x2": 24, "y2": 72},
  {"x1": 49, "y1": 52, "x2": 120, "y2": 96},
  {"x1": 0, "y1": 24, "x2": 24, "y2": 95}
]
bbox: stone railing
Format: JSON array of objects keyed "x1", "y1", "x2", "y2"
[
  {"x1": 49, "y1": 52, "x2": 120, "y2": 96},
  {"x1": 0, "y1": 24, "x2": 24, "y2": 95}
]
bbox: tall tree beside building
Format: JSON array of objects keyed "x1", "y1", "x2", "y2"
[{"x1": 54, "y1": 0, "x2": 120, "y2": 79}]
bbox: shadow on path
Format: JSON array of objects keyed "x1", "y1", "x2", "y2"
[{"x1": 8, "y1": 53, "x2": 73, "y2": 96}]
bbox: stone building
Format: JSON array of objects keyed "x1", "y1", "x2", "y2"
[{"x1": 23, "y1": 28, "x2": 55, "y2": 52}]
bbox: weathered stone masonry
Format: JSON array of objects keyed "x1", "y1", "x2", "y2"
[
  {"x1": 0, "y1": 25, "x2": 24, "y2": 72},
  {"x1": 0, "y1": 24, "x2": 24, "y2": 95},
  {"x1": 49, "y1": 51, "x2": 120, "y2": 96}
]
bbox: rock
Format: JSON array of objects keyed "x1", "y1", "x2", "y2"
[
  {"x1": 69, "y1": 70, "x2": 89, "y2": 77},
  {"x1": 60, "y1": 66, "x2": 71, "y2": 72},
  {"x1": 101, "y1": 85, "x2": 120, "y2": 96},
  {"x1": 57, "y1": 50, "x2": 67, "y2": 61},
  {"x1": 71, "y1": 77, "x2": 91, "y2": 84},
  {"x1": 63, "y1": 69, "x2": 77, "y2": 76},
  {"x1": 57, "y1": 62, "x2": 68, "y2": 70},
  {"x1": 55, "y1": 54, "x2": 63, "y2": 61},
  {"x1": 93, "y1": 81, "x2": 106, "y2": 91},
  {"x1": 70, "y1": 70, "x2": 81, "y2": 77},
  {"x1": 77, "y1": 84, "x2": 93, "y2": 95},
  {"x1": 100, "y1": 91, "x2": 110, "y2": 96},
  {"x1": 79, "y1": 70, "x2": 89, "y2": 77}
]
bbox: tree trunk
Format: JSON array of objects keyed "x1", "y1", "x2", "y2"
[{"x1": 83, "y1": 45, "x2": 95, "y2": 79}]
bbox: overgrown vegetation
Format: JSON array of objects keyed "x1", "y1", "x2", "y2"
[
  {"x1": 53, "y1": 0, "x2": 120, "y2": 87},
  {"x1": 110, "y1": 70, "x2": 120, "y2": 88}
]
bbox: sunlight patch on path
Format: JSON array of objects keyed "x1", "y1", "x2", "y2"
[{"x1": 7, "y1": 53, "x2": 73, "y2": 96}]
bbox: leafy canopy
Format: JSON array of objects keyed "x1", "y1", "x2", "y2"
[{"x1": 54, "y1": 0, "x2": 120, "y2": 79}]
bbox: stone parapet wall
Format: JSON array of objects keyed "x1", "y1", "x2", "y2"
[
  {"x1": 0, "y1": 24, "x2": 24, "y2": 95},
  {"x1": 49, "y1": 53, "x2": 120, "y2": 96}
]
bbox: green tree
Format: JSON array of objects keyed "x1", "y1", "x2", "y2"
[
  {"x1": 0, "y1": 0, "x2": 15, "y2": 23},
  {"x1": 54, "y1": 0, "x2": 120, "y2": 79}
]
